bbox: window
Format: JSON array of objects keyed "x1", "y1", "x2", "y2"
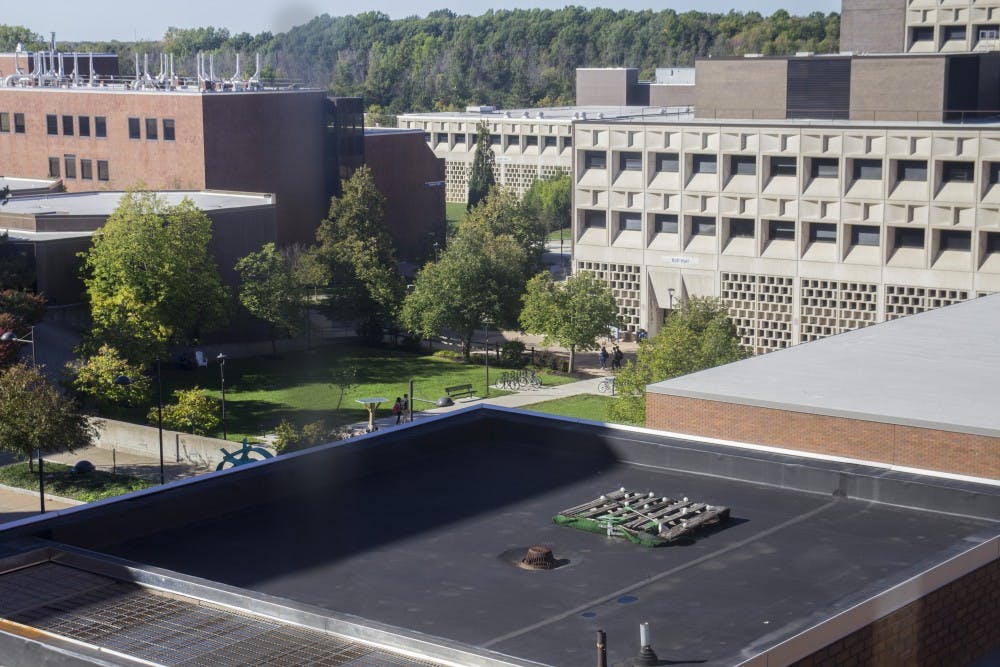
[
  {"x1": 562, "y1": 137, "x2": 573, "y2": 149},
  {"x1": 619, "y1": 212, "x2": 642, "y2": 231},
  {"x1": 80, "y1": 159, "x2": 93, "y2": 180},
  {"x1": 584, "y1": 151, "x2": 606, "y2": 169},
  {"x1": 943, "y1": 25, "x2": 967, "y2": 41},
  {"x1": 583, "y1": 210, "x2": 606, "y2": 228},
  {"x1": 47, "y1": 114, "x2": 58, "y2": 135},
  {"x1": 809, "y1": 223, "x2": 837, "y2": 243},
  {"x1": 543, "y1": 136, "x2": 557, "y2": 148},
  {"x1": 853, "y1": 159, "x2": 882, "y2": 180},
  {"x1": 505, "y1": 134, "x2": 518, "y2": 148},
  {"x1": 941, "y1": 161, "x2": 974, "y2": 183},
  {"x1": 729, "y1": 219, "x2": 755, "y2": 238},
  {"x1": 691, "y1": 154, "x2": 717, "y2": 174},
  {"x1": 423, "y1": 132, "x2": 431, "y2": 143},
  {"x1": 896, "y1": 160, "x2": 927, "y2": 181},
  {"x1": 894, "y1": 227, "x2": 924, "y2": 249},
  {"x1": 162, "y1": 118, "x2": 175, "y2": 141},
  {"x1": 655, "y1": 153, "x2": 679, "y2": 173},
  {"x1": 48, "y1": 157, "x2": 60, "y2": 178},
  {"x1": 768, "y1": 220, "x2": 795, "y2": 241},
  {"x1": 691, "y1": 216, "x2": 716, "y2": 236},
  {"x1": 911, "y1": 26, "x2": 934, "y2": 42},
  {"x1": 78, "y1": 116, "x2": 90, "y2": 137},
  {"x1": 810, "y1": 157, "x2": 838, "y2": 178},
  {"x1": 939, "y1": 229, "x2": 971, "y2": 251},
  {"x1": 145, "y1": 118, "x2": 158, "y2": 140},
  {"x1": 851, "y1": 225, "x2": 880, "y2": 247},
  {"x1": 490, "y1": 134, "x2": 501, "y2": 146},
  {"x1": 62, "y1": 115, "x2": 74, "y2": 136},
  {"x1": 990, "y1": 162, "x2": 1000, "y2": 185},
  {"x1": 619, "y1": 152, "x2": 642, "y2": 171},
  {"x1": 128, "y1": 118, "x2": 141, "y2": 139},
  {"x1": 770, "y1": 156, "x2": 797, "y2": 177},
  {"x1": 14, "y1": 113, "x2": 24, "y2": 133},
  {"x1": 97, "y1": 160, "x2": 109, "y2": 181},
  {"x1": 0, "y1": 113, "x2": 8, "y2": 133},
  {"x1": 63, "y1": 154, "x2": 76, "y2": 179},
  {"x1": 978, "y1": 25, "x2": 999, "y2": 41},
  {"x1": 435, "y1": 132, "x2": 448, "y2": 144},
  {"x1": 730, "y1": 155, "x2": 756, "y2": 176},
  {"x1": 655, "y1": 214, "x2": 678, "y2": 234},
  {"x1": 986, "y1": 232, "x2": 1000, "y2": 254},
  {"x1": 524, "y1": 135, "x2": 538, "y2": 147}
]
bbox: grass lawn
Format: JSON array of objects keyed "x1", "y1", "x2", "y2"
[
  {"x1": 446, "y1": 201, "x2": 468, "y2": 235},
  {"x1": 520, "y1": 394, "x2": 614, "y2": 422},
  {"x1": 0, "y1": 461, "x2": 154, "y2": 503},
  {"x1": 546, "y1": 226, "x2": 572, "y2": 242}
]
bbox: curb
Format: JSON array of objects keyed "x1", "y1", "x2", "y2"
[{"x1": 0, "y1": 482, "x2": 85, "y2": 506}]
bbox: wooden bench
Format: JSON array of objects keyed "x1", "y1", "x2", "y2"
[{"x1": 445, "y1": 383, "x2": 474, "y2": 399}]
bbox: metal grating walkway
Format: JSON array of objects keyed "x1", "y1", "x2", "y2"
[{"x1": 0, "y1": 562, "x2": 443, "y2": 666}]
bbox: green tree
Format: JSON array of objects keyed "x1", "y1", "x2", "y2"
[
  {"x1": 68, "y1": 345, "x2": 150, "y2": 412},
  {"x1": 153, "y1": 387, "x2": 220, "y2": 435},
  {"x1": 519, "y1": 272, "x2": 619, "y2": 373},
  {"x1": 466, "y1": 121, "x2": 496, "y2": 211},
  {"x1": 608, "y1": 297, "x2": 747, "y2": 425},
  {"x1": 235, "y1": 242, "x2": 304, "y2": 357},
  {"x1": 469, "y1": 188, "x2": 548, "y2": 274},
  {"x1": 329, "y1": 363, "x2": 359, "y2": 412},
  {"x1": 0, "y1": 233, "x2": 36, "y2": 291},
  {"x1": 0, "y1": 362, "x2": 96, "y2": 471},
  {"x1": 522, "y1": 172, "x2": 572, "y2": 234},
  {"x1": 0, "y1": 25, "x2": 43, "y2": 52},
  {"x1": 79, "y1": 191, "x2": 230, "y2": 365}
]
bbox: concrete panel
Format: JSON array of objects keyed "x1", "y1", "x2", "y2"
[
  {"x1": 850, "y1": 56, "x2": 947, "y2": 121},
  {"x1": 695, "y1": 59, "x2": 788, "y2": 120},
  {"x1": 841, "y1": 0, "x2": 906, "y2": 54}
]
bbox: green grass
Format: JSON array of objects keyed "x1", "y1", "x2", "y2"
[
  {"x1": 546, "y1": 226, "x2": 572, "y2": 242},
  {"x1": 0, "y1": 461, "x2": 155, "y2": 503},
  {"x1": 446, "y1": 202, "x2": 468, "y2": 235},
  {"x1": 520, "y1": 394, "x2": 613, "y2": 422}
]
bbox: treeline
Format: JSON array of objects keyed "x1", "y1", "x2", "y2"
[{"x1": 4, "y1": 8, "x2": 838, "y2": 112}]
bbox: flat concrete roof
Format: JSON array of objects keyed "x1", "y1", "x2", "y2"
[
  {"x1": 1, "y1": 410, "x2": 996, "y2": 666},
  {"x1": 649, "y1": 294, "x2": 1000, "y2": 437},
  {"x1": 1, "y1": 190, "x2": 274, "y2": 217},
  {"x1": 399, "y1": 105, "x2": 690, "y2": 122},
  {"x1": 593, "y1": 112, "x2": 1000, "y2": 129},
  {"x1": 0, "y1": 176, "x2": 59, "y2": 192}
]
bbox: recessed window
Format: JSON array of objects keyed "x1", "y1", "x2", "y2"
[
  {"x1": 145, "y1": 118, "x2": 158, "y2": 140},
  {"x1": 894, "y1": 227, "x2": 925, "y2": 249},
  {"x1": 62, "y1": 115, "x2": 74, "y2": 136},
  {"x1": 14, "y1": 113, "x2": 24, "y2": 133},
  {"x1": 770, "y1": 156, "x2": 797, "y2": 177},
  {"x1": 941, "y1": 161, "x2": 974, "y2": 183},
  {"x1": 80, "y1": 159, "x2": 93, "y2": 180},
  {"x1": 163, "y1": 118, "x2": 175, "y2": 141},
  {"x1": 584, "y1": 151, "x2": 606, "y2": 169},
  {"x1": 423, "y1": 132, "x2": 431, "y2": 143},
  {"x1": 729, "y1": 218, "x2": 755, "y2": 238},
  {"x1": 809, "y1": 223, "x2": 837, "y2": 243},
  {"x1": 97, "y1": 160, "x2": 109, "y2": 181},
  {"x1": 619, "y1": 152, "x2": 642, "y2": 171},
  {"x1": 730, "y1": 155, "x2": 756, "y2": 176},
  {"x1": 505, "y1": 134, "x2": 518, "y2": 148},
  {"x1": 524, "y1": 135, "x2": 538, "y2": 147},
  {"x1": 543, "y1": 136, "x2": 557, "y2": 148},
  {"x1": 810, "y1": 157, "x2": 839, "y2": 178},
  {"x1": 978, "y1": 25, "x2": 999, "y2": 41},
  {"x1": 562, "y1": 137, "x2": 573, "y2": 149},
  {"x1": 939, "y1": 229, "x2": 971, "y2": 251},
  {"x1": 78, "y1": 116, "x2": 90, "y2": 137},
  {"x1": 48, "y1": 157, "x2": 60, "y2": 178},
  {"x1": 989, "y1": 162, "x2": 1000, "y2": 185},
  {"x1": 619, "y1": 212, "x2": 642, "y2": 231},
  {"x1": 583, "y1": 210, "x2": 606, "y2": 228},
  {"x1": 691, "y1": 216, "x2": 716, "y2": 236},
  {"x1": 46, "y1": 114, "x2": 58, "y2": 135},
  {"x1": 851, "y1": 225, "x2": 880, "y2": 247},
  {"x1": 655, "y1": 214, "x2": 678, "y2": 234},
  {"x1": 768, "y1": 220, "x2": 795, "y2": 241},
  {"x1": 896, "y1": 160, "x2": 927, "y2": 181},
  {"x1": 63, "y1": 154, "x2": 76, "y2": 179},
  {"x1": 853, "y1": 159, "x2": 882, "y2": 180},
  {"x1": 93, "y1": 116, "x2": 106, "y2": 138},
  {"x1": 128, "y1": 118, "x2": 141, "y2": 140},
  {"x1": 911, "y1": 26, "x2": 934, "y2": 42},
  {"x1": 943, "y1": 25, "x2": 967, "y2": 41},
  {"x1": 986, "y1": 232, "x2": 1000, "y2": 254},
  {"x1": 435, "y1": 132, "x2": 448, "y2": 144},
  {"x1": 0, "y1": 113, "x2": 8, "y2": 133},
  {"x1": 655, "y1": 153, "x2": 679, "y2": 173},
  {"x1": 691, "y1": 154, "x2": 717, "y2": 175},
  {"x1": 489, "y1": 134, "x2": 500, "y2": 146}
]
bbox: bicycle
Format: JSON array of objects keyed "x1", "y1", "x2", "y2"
[{"x1": 598, "y1": 376, "x2": 616, "y2": 395}]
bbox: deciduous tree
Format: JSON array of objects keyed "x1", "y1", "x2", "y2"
[
  {"x1": 466, "y1": 121, "x2": 495, "y2": 211},
  {"x1": 235, "y1": 242, "x2": 304, "y2": 357},
  {"x1": 67, "y1": 345, "x2": 150, "y2": 411}
]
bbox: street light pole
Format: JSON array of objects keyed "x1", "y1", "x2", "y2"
[
  {"x1": 217, "y1": 353, "x2": 228, "y2": 440},
  {"x1": 155, "y1": 358, "x2": 164, "y2": 485},
  {"x1": 37, "y1": 447, "x2": 44, "y2": 513},
  {"x1": 0, "y1": 326, "x2": 35, "y2": 365},
  {"x1": 482, "y1": 316, "x2": 493, "y2": 398}
]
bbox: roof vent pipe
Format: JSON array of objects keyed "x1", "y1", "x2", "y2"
[
  {"x1": 135, "y1": 53, "x2": 140, "y2": 82},
  {"x1": 209, "y1": 53, "x2": 215, "y2": 83},
  {"x1": 13, "y1": 47, "x2": 23, "y2": 76},
  {"x1": 72, "y1": 52, "x2": 79, "y2": 84},
  {"x1": 88, "y1": 52, "x2": 95, "y2": 86},
  {"x1": 58, "y1": 52, "x2": 65, "y2": 81}
]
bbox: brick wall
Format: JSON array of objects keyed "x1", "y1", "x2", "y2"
[
  {"x1": 791, "y1": 559, "x2": 1000, "y2": 667},
  {"x1": 646, "y1": 393, "x2": 1000, "y2": 479}
]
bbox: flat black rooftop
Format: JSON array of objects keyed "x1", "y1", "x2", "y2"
[{"x1": 1, "y1": 408, "x2": 998, "y2": 666}]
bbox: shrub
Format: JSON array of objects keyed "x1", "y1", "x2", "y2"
[
  {"x1": 499, "y1": 340, "x2": 526, "y2": 368},
  {"x1": 273, "y1": 419, "x2": 333, "y2": 454},
  {"x1": 68, "y1": 345, "x2": 150, "y2": 411},
  {"x1": 152, "y1": 387, "x2": 220, "y2": 435}
]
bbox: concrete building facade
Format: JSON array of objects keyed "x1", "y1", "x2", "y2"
[{"x1": 841, "y1": 0, "x2": 1000, "y2": 55}]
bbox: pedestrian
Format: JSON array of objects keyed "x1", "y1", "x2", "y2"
[
  {"x1": 599, "y1": 345, "x2": 608, "y2": 370},
  {"x1": 392, "y1": 397, "x2": 403, "y2": 424},
  {"x1": 402, "y1": 393, "x2": 409, "y2": 422},
  {"x1": 612, "y1": 346, "x2": 623, "y2": 371}
]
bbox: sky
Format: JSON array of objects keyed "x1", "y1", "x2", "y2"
[{"x1": 6, "y1": 1, "x2": 841, "y2": 43}]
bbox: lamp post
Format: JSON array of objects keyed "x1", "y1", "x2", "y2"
[
  {"x1": 217, "y1": 353, "x2": 228, "y2": 440},
  {"x1": 0, "y1": 326, "x2": 35, "y2": 365},
  {"x1": 114, "y1": 364, "x2": 164, "y2": 485},
  {"x1": 433, "y1": 241, "x2": 440, "y2": 262},
  {"x1": 482, "y1": 316, "x2": 493, "y2": 398},
  {"x1": 35, "y1": 447, "x2": 45, "y2": 514},
  {"x1": 667, "y1": 288, "x2": 677, "y2": 311}
]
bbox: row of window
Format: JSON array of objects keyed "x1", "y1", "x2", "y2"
[
  {"x1": 910, "y1": 24, "x2": 997, "y2": 43},
  {"x1": 46, "y1": 114, "x2": 108, "y2": 138},
  {"x1": 48, "y1": 155, "x2": 109, "y2": 181},
  {"x1": 128, "y1": 117, "x2": 176, "y2": 141},
  {"x1": 428, "y1": 132, "x2": 571, "y2": 150},
  {"x1": 0, "y1": 112, "x2": 25, "y2": 134}
]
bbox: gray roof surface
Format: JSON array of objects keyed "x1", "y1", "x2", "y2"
[
  {"x1": 399, "y1": 105, "x2": 689, "y2": 122},
  {"x1": 0, "y1": 176, "x2": 59, "y2": 191},
  {"x1": 649, "y1": 294, "x2": 1000, "y2": 436},
  {"x1": 1, "y1": 190, "x2": 274, "y2": 217}
]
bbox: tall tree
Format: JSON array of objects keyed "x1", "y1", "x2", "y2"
[
  {"x1": 235, "y1": 242, "x2": 304, "y2": 357},
  {"x1": 519, "y1": 271, "x2": 619, "y2": 372},
  {"x1": 521, "y1": 173, "x2": 572, "y2": 234},
  {"x1": 466, "y1": 121, "x2": 496, "y2": 211},
  {"x1": 608, "y1": 297, "x2": 747, "y2": 425},
  {"x1": 79, "y1": 191, "x2": 230, "y2": 365}
]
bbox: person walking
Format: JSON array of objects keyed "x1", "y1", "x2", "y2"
[
  {"x1": 612, "y1": 346, "x2": 623, "y2": 371},
  {"x1": 599, "y1": 345, "x2": 609, "y2": 370},
  {"x1": 392, "y1": 397, "x2": 403, "y2": 424},
  {"x1": 401, "y1": 394, "x2": 409, "y2": 422}
]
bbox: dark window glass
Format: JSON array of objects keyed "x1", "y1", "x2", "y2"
[
  {"x1": 48, "y1": 157, "x2": 60, "y2": 177},
  {"x1": 655, "y1": 214, "x2": 678, "y2": 234},
  {"x1": 939, "y1": 229, "x2": 971, "y2": 251},
  {"x1": 619, "y1": 152, "x2": 642, "y2": 171},
  {"x1": 95, "y1": 116, "x2": 106, "y2": 137},
  {"x1": 525, "y1": 135, "x2": 538, "y2": 147},
  {"x1": 505, "y1": 134, "x2": 518, "y2": 147},
  {"x1": 941, "y1": 161, "x2": 974, "y2": 182},
  {"x1": 63, "y1": 154, "x2": 76, "y2": 179},
  {"x1": 768, "y1": 220, "x2": 796, "y2": 240},
  {"x1": 128, "y1": 117, "x2": 140, "y2": 139},
  {"x1": 14, "y1": 113, "x2": 24, "y2": 133},
  {"x1": 809, "y1": 223, "x2": 837, "y2": 243},
  {"x1": 730, "y1": 155, "x2": 756, "y2": 176},
  {"x1": 691, "y1": 154, "x2": 717, "y2": 174},
  {"x1": 729, "y1": 219, "x2": 755, "y2": 238},
  {"x1": 853, "y1": 159, "x2": 882, "y2": 180},
  {"x1": 0, "y1": 112, "x2": 8, "y2": 133},
  {"x1": 896, "y1": 160, "x2": 927, "y2": 181},
  {"x1": 62, "y1": 115, "x2": 73, "y2": 136},
  {"x1": 583, "y1": 210, "x2": 606, "y2": 228},
  {"x1": 78, "y1": 116, "x2": 90, "y2": 137},
  {"x1": 811, "y1": 157, "x2": 839, "y2": 178},
  {"x1": 691, "y1": 216, "x2": 716, "y2": 236},
  {"x1": 163, "y1": 118, "x2": 175, "y2": 141},
  {"x1": 656, "y1": 153, "x2": 679, "y2": 173},
  {"x1": 46, "y1": 114, "x2": 58, "y2": 135},
  {"x1": 770, "y1": 156, "x2": 797, "y2": 177},
  {"x1": 943, "y1": 25, "x2": 966, "y2": 41},
  {"x1": 436, "y1": 132, "x2": 448, "y2": 144},
  {"x1": 619, "y1": 212, "x2": 642, "y2": 231},
  {"x1": 97, "y1": 160, "x2": 109, "y2": 181},
  {"x1": 585, "y1": 151, "x2": 606, "y2": 169},
  {"x1": 851, "y1": 225, "x2": 880, "y2": 247},
  {"x1": 990, "y1": 162, "x2": 1000, "y2": 185},
  {"x1": 562, "y1": 137, "x2": 573, "y2": 148},
  {"x1": 912, "y1": 26, "x2": 934, "y2": 42},
  {"x1": 893, "y1": 227, "x2": 925, "y2": 249},
  {"x1": 490, "y1": 134, "x2": 500, "y2": 146},
  {"x1": 145, "y1": 118, "x2": 158, "y2": 140},
  {"x1": 424, "y1": 132, "x2": 431, "y2": 143},
  {"x1": 80, "y1": 159, "x2": 93, "y2": 180},
  {"x1": 986, "y1": 232, "x2": 1000, "y2": 254},
  {"x1": 453, "y1": 135, "x2": 465, "y2": 146},
  {"x1": 978, "y1": 25, "x2": 999, "y2": 41},
  {"x1": 543, "y1": 136, "x2": 557, "y2": 147}
]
